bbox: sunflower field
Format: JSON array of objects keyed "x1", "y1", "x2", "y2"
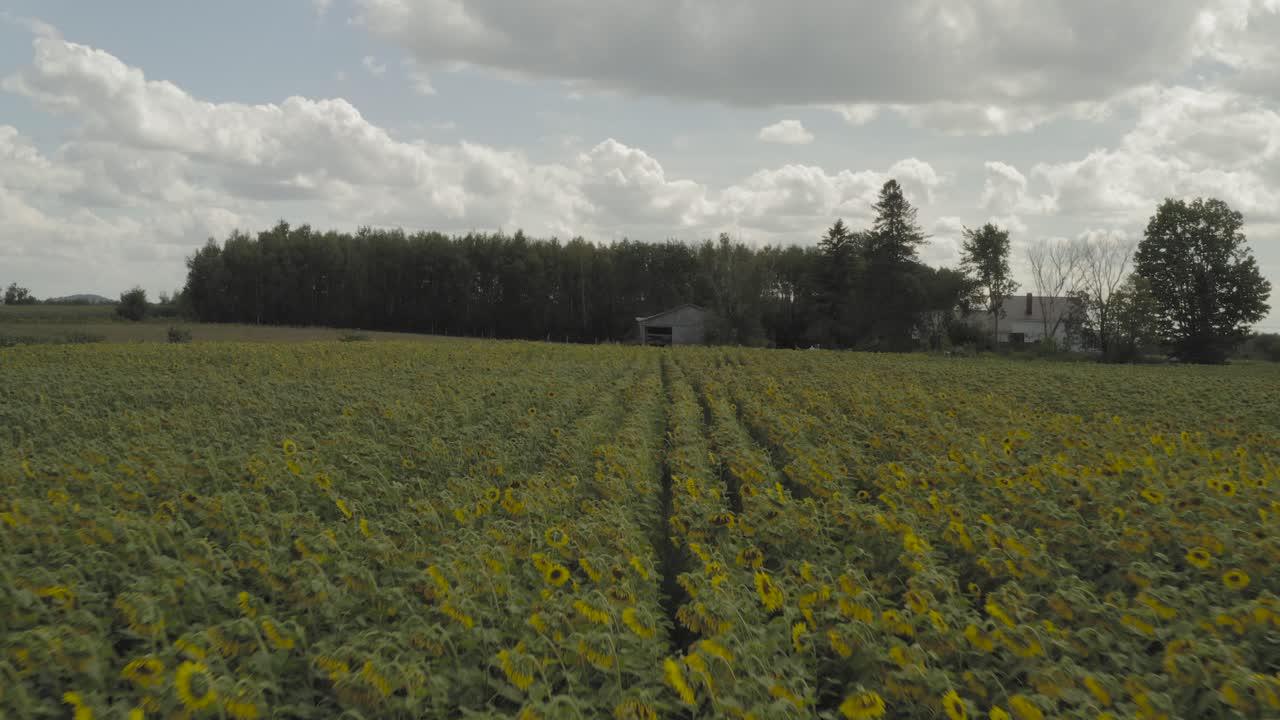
[{"x1": 2, "y1": 340, "x2": 1278, "y2": 719}]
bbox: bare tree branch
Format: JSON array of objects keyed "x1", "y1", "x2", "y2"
[
  {"x1": 1026, "y1": 238, "x2": 1085, "y2": 345},
  {"x1": 1075, "y1": 234, "x2": 1135, "y2": 354}
]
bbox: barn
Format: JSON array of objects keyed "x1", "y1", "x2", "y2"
[{"x1": 635, "y1": 304, "x2": 709, "y2": 346}]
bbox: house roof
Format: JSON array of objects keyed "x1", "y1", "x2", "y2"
[
  {"x1": 990, "y1": 295, "x2": 1080, "y2": 323},
  {"x1": 635, "y1": 303, "x2": 707, "y2": 324}
]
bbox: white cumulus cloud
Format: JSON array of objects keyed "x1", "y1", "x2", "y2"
[{"x1": 758, "y1": 120, "x2": 814, "y2": 145}]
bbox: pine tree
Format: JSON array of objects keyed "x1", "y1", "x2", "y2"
[
  {"x1": 860, "y1": 180, "x2": 930, "y2": 349},
  {"x1": 868, "y1": 180, "x2": 926, "y2": 265}
]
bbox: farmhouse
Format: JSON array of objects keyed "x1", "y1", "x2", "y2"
[
  {"x1": 967, "y1": 292, "x2": 1083, "y2": 347},
  {"x1": 635, "y1": 304, "x2": 708, "y2": 346}
]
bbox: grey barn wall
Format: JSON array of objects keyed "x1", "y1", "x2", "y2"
[{"x1": 638, "y1": 305, "x2": 708, "y2": 345}]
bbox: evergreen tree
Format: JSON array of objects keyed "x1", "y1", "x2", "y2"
[
  {"x1": 812, "y1": 219, "x2": 861, "y2": 347},
  {"x1": 861, "y1": 180, "x2": 929, "y2": 349},
  {"x1": 868, "y1": 180, "x2": 927, "y2": 264}
]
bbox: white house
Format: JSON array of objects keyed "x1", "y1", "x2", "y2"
[{"x1": 966, "y1": 293, "x2": 1082, "y2": 348}]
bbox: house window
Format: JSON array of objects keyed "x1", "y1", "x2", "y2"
[{"x1": 1009, "y1": 332, "x2": 1026, "y2": 344}]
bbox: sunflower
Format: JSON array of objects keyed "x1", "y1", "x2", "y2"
[
  {"x1": 622, "y1": 606, "x2": 656, "y2": 639},
  {"x1": 613, "y1": 699, "x2": 658, "y2": 720},
  {"x1": 1218, "y1": 480, "x2": 1238, "y2": 497},
  {"x1": 942, "y1": 689, "x2": 968, "y2": 720},
  {"x1": 1084, "y1": 676, "x2": 1112, "y2": 707},
  {"x1": 224, "y1": 698, "x2": 261, "y2": 720},
  {"x1": 577, "y1": 638, "x2": 617, "y2": 671},
  {"x1": 699, "y1": 638, "x2": 734, "y2": 664},
  {"x1": 543, "y1": 563, "x2": 570, "y2": 587},
  {"x1": 544, "y1": 526, "x2": 569, "y2": 548},
  {"x1": 663, "y1": 658, "x2": 695, "y2": 706},
  {"x1": 63, "y1": 692, "x2": 93, "y2": 720},
  {"x1": 737, "y1": 546, "x2": 765, "y2": 569},
  {"x1": 770, "y1": 683, "x2": 805, "y2": 709},
  {"x1": 1223, "y1": 569, "x2": 1250, "y2": 591},
  {"x1": 572, "y1": 599, "x2": 610, "y2": 625},
  {"x1": 441, "y1": 602, "x2": 475, "y2": 629},
  {"x1": 1140, "y1": 488, "x2": 1164, "y2": 504},
  {"x1": 709, "y1": 511, "x2": 735, "y2": 528},
  {"x1": 839, "y1": 690, "x2": 886, "y2": 719},
  {"x1": 175, "y1": 661, "x2": 217, "y2": 711},
  {"x1": 1007, "y1": 695, "x2": 1043, "y2": 720},
  {"x1": 928, "y1": 610, "x2": 949, "y2": 633},
  {"x1": 754, "y1": 570, "x2": 785, "y2": 612},
  {"x1": 989, "y1": 707, "x2": 1011, "y2": 720},
  {"x1": 1185, "y1": 547, "x2": 1213, "y2": 570},
  {"x1": 281, "y1": 438, "x2": 298, "y2": 456},
  {"x1": 122, "y1": 657, "x2": 165, "y2": 688},
  {"x1": 791, "y1": 622, "x2": 808, "y2": 653},
  {"x1": 236, "y1": 592, "x2": 257, "y2": 619},
  {"x1": 261, "y1": 619, "x2": 295, "y2": 650},
  {"x1": 497, "y1": 648, "x2": 535, "y2": 691},
  {"x1": 828, "y1": 629, "x2": 854, "y2": 657}
]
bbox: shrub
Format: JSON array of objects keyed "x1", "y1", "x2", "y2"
[
  {"x1": 116, "y1": 287, "x2": 149, "y2": 321},
  {"x1": 167, "y1": 327, "x2": 192, "y2": 344},
  {"x1": 947, "y1": 320, "x2": 989, "y2": 350}
]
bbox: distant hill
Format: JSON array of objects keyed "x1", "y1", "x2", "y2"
[{"x1": 46, "y1": 294, "x2": 115, "y2": 305}]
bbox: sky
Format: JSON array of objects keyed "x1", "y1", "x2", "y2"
[{"x1": 1, "y1": 0, "x2": 1278, "y2": 329}]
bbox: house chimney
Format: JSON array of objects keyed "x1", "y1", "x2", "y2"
[{"x1": 1025, "y1": 292, "x2": 1033, "y2": 316}]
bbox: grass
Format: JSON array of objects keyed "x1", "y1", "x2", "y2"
[
  {"x1": 0, "y1": 304, "x2": 119, "y2": 324},
  {"x1": 0, "y1": 305, "x2": 441, "y2": 344}
]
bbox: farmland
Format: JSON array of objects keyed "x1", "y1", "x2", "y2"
[{"x1": 2, "y1": 341, "x2": 1278, "y2": 719}]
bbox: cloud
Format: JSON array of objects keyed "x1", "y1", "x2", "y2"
[
  {"x1": 829, "y1": 100, "x2": 1113, "y2": 136},
  {"x1": 716, "y1": 158, "x2": 942, "y2": 235},
  {"x1": 361, "y1": 55, "x2": 387, "y2": 77},
  {"x1": 979, "y1": 161, "x2": 1055, "y2": 216},
  {"x1": 353, "y1": 0, "x2": 1226, "y2": 110},
  {"x1": 1, "y1": 26, "x2": 956, "y2": 296},
  {"x1": 401, "y1": 57, "x2": 436, "y2": 95},
  {"x1": 576, "y1": 139, "x2": 712, "y2": 228},
  {"x1": 313, "y1": 0, "x2": 334, "y2": 17},
  {"x1": 1030, "y1": 85, "x2": 1280, "y2": 221},
  {"x1": 829, "y1": 104, "x2": 879, "y2": 126},
  {"x1": 0, "y1": 125, "x2": 82, "y2": 192},
  {"x1": 924, "y1": 217, "x2": 966, "y2": 265},
  {"x1": 758, "y1": 120, "x2": 814, "y2": 145}
]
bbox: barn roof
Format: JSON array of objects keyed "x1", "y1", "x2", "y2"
[{"x1": 635, "y1": 303, "x2": 707, "y2": 324}]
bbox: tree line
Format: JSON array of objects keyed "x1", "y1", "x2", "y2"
[
  {"x1": 177, "y1": 180, "x2": 1269, "y2": 362},
  {"x1": 1018, "y1": 198, "x2": 1271, "y2": 363},
  {"x1": 9, "y1": 180, "x2": 1267, "y2": 363},
  {"x1": 181, "y1": 181, "x2": 981, "y2": 350}
]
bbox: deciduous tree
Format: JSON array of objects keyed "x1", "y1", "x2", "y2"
[
  {"x1": 1135, "y1": 197, "x2": 1272, "y2": 363},
  {"x1": 960, "y1": 223, "x2": 1018, "y2": 345}
]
